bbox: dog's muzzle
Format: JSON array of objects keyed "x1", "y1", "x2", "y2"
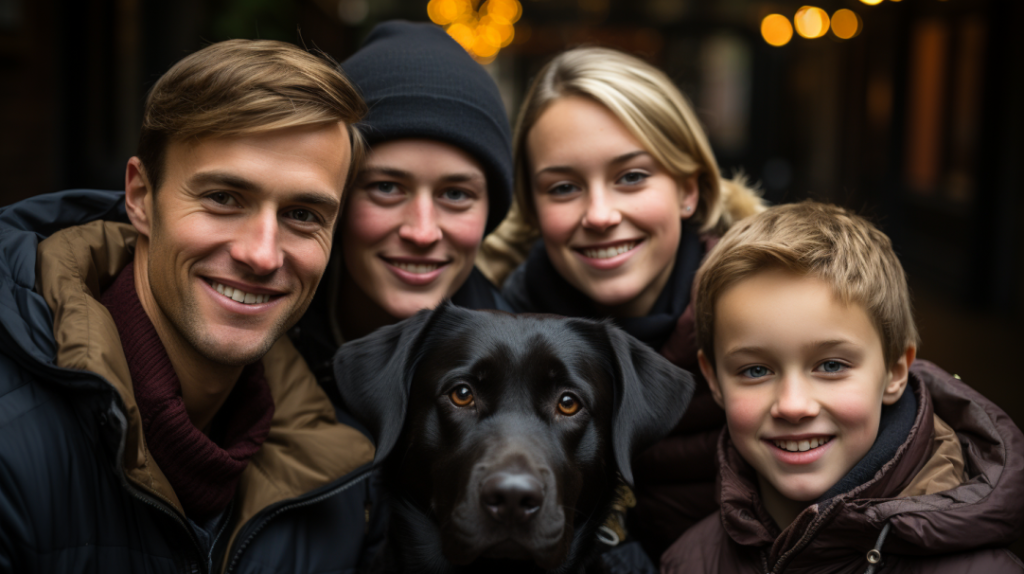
[{"x1": 443, "y1": 441, "x2": 569, "y2": 569}]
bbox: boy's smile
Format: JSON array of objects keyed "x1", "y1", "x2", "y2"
[{"x1": 700, "y1": 267, "x2": 911, "y2": 525}]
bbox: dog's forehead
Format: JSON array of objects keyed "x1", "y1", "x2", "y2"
[{"x1": 430, "y1": 311, "x2": 606, "y2": 369}]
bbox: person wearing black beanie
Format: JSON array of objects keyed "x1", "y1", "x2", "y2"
[{"x1": 289, "y1": 20, "x2": 513, "y2": 389}]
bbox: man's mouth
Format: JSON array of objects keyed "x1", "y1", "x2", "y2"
[
  {"x1": 578, "y1": 240, "x2": 639, "y2": 260},
  {"x1": 210, "y1": 281, "x2": 274, "y2": 305},
  {"x1": 772, "y1": 436, "x2": 833, "y2": 452}
]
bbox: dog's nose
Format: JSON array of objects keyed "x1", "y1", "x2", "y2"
[{"x1": 480, "y1": 471, "x2": 544, "y2": 524}]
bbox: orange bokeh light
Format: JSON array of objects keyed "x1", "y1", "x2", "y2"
[
  {"x1": 762, "y1": 14, "x2": 794, "y2": 47},
  {"x1": 831, "y1": 9, "x2": 862, "y2": 40},
  {"x1": 794, "y1": 6, "x2": 830, "y2": 39},
  {"x1": 427, "y1": 0, "x2": 522, "y2": 63}
]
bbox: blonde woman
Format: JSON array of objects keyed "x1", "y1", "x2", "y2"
[{"x1": 479, "y1": 46, "x2": 765, "y2": 557}]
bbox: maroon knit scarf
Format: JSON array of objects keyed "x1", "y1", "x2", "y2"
[{"x1": 101, "y1": 262, "x2": 275, "y2": 520}]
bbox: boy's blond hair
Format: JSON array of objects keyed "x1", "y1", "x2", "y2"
[{"x1": 696, "y1": 201, "x2": 919, "y2": 368}]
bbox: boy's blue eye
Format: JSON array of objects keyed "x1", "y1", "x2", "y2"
[
  {"x1": 820, "y1": 360, "x2": 844, "y2": 373},
  {"x1": 742, "y1": 366, "x2": 770, "y2": 378}
]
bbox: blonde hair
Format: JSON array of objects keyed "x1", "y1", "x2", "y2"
[
  {"x1": 513, "y1": 46, "x2": 762, "y2": 235},
  {"x1": 695, "y1": 201, "x2": 919, "y2": 369},
  {"x1": 138, "y1": 39, "x2": 367, "y2": 192}
]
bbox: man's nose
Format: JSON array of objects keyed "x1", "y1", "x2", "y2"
[
  {"x1": 397, "y1": 193, "x2": 443, "y2": 246},
  {"x1": 771, "y1": 374, "x2": 820, "y2": 423},
  {"x1": 580, "y1": 186, "x2": 622, "y2": 232},
  {"x1": 230, "y1": 209, "x2": 285, "y2": 275}
]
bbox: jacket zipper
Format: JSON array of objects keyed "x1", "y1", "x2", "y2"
[
  {"x1": 107, "y1": 403, "x2": 208, "y2": 573},
  {"x1": 14, "y1": 350, "x2": 209, "y2": 574},
  {"x1": 223, "y1": 466, "x2": 373, "y2": 574}
]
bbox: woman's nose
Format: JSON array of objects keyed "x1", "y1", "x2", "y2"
[
  {"x1": 580, "y1": 187, "x2": 622, "y2": 232},
  {"x1": 397, "y1": 193, "x2": 443, "y2": 246}
]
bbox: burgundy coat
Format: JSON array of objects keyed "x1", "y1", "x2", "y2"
[{"x1": 661, "y1": 361, "x2": 1024, "y2": 574}]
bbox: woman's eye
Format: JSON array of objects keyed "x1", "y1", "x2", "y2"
[
  {"x1": 441, "y1": 188, "x2": 470, "y2": 202},
  {"x1": 556, "y1": 393, "x2": 581, "y2": 416},
  {"x1": 547, "y1": 183, "x2": 579, "y2": 196},
  {"x1": 742, "y1": 366, "x2": 770, "y2": 379},
  {"x1": 619, "y1": 171, "x2": 648, "y2": 185},
  {"x1": 819, "y1": 361, "x2": 846, "y2": 373},
  {"x1": 449, "y1": 385, "x2": 475, "y2": 407},
  {"x1": 372, "y1": 182, "x2": 398, "y2": 194}
]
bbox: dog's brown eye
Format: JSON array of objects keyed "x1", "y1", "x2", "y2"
[
  {"x1": 449, "y1": 385, "x2": 475, "y2": 407},
  {"x1": 557, "y1": 393, "x2": 580, "y2": 416}
]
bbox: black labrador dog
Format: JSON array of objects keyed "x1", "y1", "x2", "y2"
[{"x1": 334, "y1": 303, "x2": 694, "y2": 574}]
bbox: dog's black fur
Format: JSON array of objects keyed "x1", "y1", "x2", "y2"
[{"x1": 334, "y1": 303, "x2": 694, "y2": 574}]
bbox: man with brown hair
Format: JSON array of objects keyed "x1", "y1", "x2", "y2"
[{"x1": 0, "y1": 40, "x2": 378, "y2": 573}]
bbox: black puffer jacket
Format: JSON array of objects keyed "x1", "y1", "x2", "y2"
[{"x1": 0, "y1": 190, "x2": 383, "y2": 574}]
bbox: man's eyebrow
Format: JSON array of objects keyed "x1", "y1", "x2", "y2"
[
  {"x1": 189, "y1": 170, "x2": 340, "y2": 212},
  {"x1": 291, "y1": 192, "x2": 341, "y2": 213},
  {"x1": 188, "y1": 171, "x2": 258, "y2": 192}
]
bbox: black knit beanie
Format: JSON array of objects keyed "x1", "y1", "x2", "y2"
[{"x1": 342, "y1": 20, "x2": 513, "y2": 235}]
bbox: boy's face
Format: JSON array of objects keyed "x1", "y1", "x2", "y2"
[{"x1": 700, "y1": 268, "x2": 911, "y2": 505}]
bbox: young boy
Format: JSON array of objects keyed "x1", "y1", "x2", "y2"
[{"x1": 661, "y1": 202, "x2": 1024, "y2": 573}]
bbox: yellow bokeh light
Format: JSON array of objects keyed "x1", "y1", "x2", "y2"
[
  {"x1": 431, "y1": 0, "x2": 523, "y2": 63},
  {"x1": 486, "y1": 0, "x2": 522, "y2": 23},
  {"x1": 761, "y1": 14, "x2": 794, "y2": 47},
  {"x1": 472, "y1": 36, "x2": 500, "y2": 58},
  {"x1": 427, "y1": 0, "x2": 466, "y2": 25},
  {"x1": 859, "y1": 0, "x2": 883, "y2": 5},
  {"x1": 794, "y1": 6, "x2": 830, "y2": 39},
  {"x1": 831, "y1": 9, "x2": 862, "y2": 39}
]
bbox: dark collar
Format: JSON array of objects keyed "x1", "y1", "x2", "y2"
[{"x1": 519, "y1": 223, "x2": 703, "y2": 349}]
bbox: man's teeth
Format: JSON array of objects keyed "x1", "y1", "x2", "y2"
[
  {"x1": 773, "y1": 437, "x2": 832, "y2": 452},
  {"x1": 392, "y1": 261, "x2": 441, "y2": 274},
  {"x1": 583, "y1": 242, "x2": 637, "y2": 259},
  {"x1": 212, "y1": 282, "x2": 271, "y2": 304}
]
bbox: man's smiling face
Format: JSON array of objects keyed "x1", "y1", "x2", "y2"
[{"x1": 137, "y1": 122, "x2": 350, "y2": 366}]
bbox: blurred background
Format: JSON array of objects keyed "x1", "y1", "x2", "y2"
[{"x1": 1, "y1": 0, "x2": 1021, "y2": 550}]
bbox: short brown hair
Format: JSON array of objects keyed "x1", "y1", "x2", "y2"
[
  {"x1": 695, "y1": 201, "x2": 918, "y2": 369},
  {"x1": 137, "y1": 39, "x2": 367, "y2": 192}
]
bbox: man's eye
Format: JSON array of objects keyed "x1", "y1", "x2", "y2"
[
  {"x1": 742, "y1": 366, "x2": 770, "y2": 378},
  {"x1": 208, "y1": 192, "x2": 235, "y2": 205},
  {"x1": 286, "y1": 209, "x2": 318, "y2": 223}
]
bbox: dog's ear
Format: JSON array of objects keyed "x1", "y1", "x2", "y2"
[
  {"x1": 607, "y1": 326, "x2": 695, "y2": 486},
  {"x1": 333, "y1": 304, "x2": 444, "y2": 463}
]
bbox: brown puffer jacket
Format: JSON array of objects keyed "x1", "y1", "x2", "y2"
[{"x1": 661, "y1": 361, "x2": 1024, "y2": 574}]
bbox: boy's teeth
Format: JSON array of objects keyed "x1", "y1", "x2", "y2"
[
  {"x1": 583, "y1": 242, "x2": 636, "y2": 259},
  {"x1": 774, "y1": 437, "x2": 830, "y2": 452},
  {"x1": 211, "y1": 282, "x2": 270, "y2": 305},
  {"x1": 392, "y1": 261, "x2": 441, "y2": 274}
]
